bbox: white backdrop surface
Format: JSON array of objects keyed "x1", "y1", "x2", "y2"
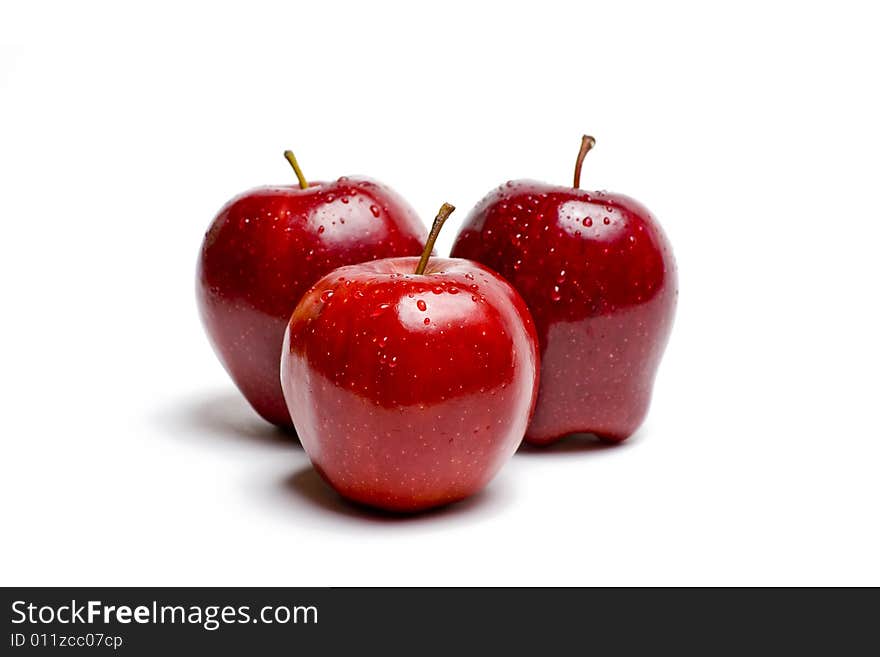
[{"x1": 1, "y1": 1, "x2": 878, "y2": 585}]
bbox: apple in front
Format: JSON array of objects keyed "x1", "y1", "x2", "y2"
[
  {"x1": 197, "y1": 151, "x2": 426, "y2": 428},
  {"x1": 281, "y1": 205, "x2": 539, "y2": 512},
  {"x1": 451, "y1": 137, "x2": 677, "y2": 445}
]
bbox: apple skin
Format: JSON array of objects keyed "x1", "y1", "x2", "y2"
[
  {"x1": 281, "y1": 256, "x2": 539, "y2": 512},
  {"x1": 451, "y1": 182, "x2": 676, "y2": 445},
  {"x1": 197, "y1": 178, "x2": 427, "y2": 428}
]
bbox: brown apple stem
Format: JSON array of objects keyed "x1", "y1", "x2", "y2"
[
  {"x1": 283, "y1": 150, "x2": 309, "y2": 189},
  {"x1": 573, "y1": 135, "x2": 596, "y2": 188},
  {"x1": 414, "y1": 203, "x2": 456, "y2": 275}
]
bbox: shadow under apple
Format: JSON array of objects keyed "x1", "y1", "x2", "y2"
[
  {"x1": 281, "y1": 465, "x2": 511, "y2": 524},
  {"x1": 157, "y1": 389, "x2": 300, "y2": 450}
]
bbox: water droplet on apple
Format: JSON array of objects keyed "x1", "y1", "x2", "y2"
[
  {"x1": 417, "y1": 299, "x2": 427, "y2": 311},
  {"x1": 583, "y1": 217, "x2": 592, "y2": 227},
  {"x1": 447, "y1": 287, "x2": 459, "y2": 294},
  {"x1": 423, "y1": 317, "x2": 431, "y2": 325},
  {"x1": 318, "y1": 225, "x2": 325, "y2": 234},
  {"x1": 551, "y1": 286, "x2": 561, "y2": 302},
  {"x1": 603, "y1": 217, "x2": 610, "y2": 225},
  {"x1": 340, "y1": 197, "x2": 349, "y2": 204},
  {"x1": 370, "y1": 205, "x2": 381, "y2": 217},
  {"x1": 320, "y1": 290, "x2": 334, "y2": 302},
  {"x1": 388, "y1": 356, "x2": 398, "y2": 368},
  {"x1": 371, "y1": 303, "x2": 391, "y2": 317}
]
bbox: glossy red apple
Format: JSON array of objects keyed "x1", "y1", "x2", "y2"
[
  {"x1": 451, "y1": 137, "x2": 677, "y2": 445},
  {"x1": 197, "y1": 151, "x2": 427, "y2": 427},
  {"x1": 281, "y1": 204, "x2": 539, "y2": 512}
]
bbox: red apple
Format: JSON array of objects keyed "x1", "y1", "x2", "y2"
[
  {"x1": 281, "y1": 204, "x2": 539, "y2": 512},
  {"x1": 451, "y1": 137, "x2": 677, "y2": 445},
  {"x1": 197, "y1": 151, "x2": 427, "y2": 427}
]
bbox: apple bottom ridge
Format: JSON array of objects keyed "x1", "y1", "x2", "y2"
[
  {"x1": 523, "y1": 431, "x2": 630, "y2": 447},
  {"x1": 522, "y1": 369, "x2": 654, "y2": 446},
  {"x1": 523, "y1": 403, "x2": 646, "y2": 446},
  {"x1": 310, "y1": 462, "x2": 483, "y2": 514}
]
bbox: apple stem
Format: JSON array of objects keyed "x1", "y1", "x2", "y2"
[
  {"x1": 573, "y1": 135, "x2": 596, "y2": 189},
  {"x1": 283, "y1": 150, "x2": 309, "y2": 190},
  {"x1": 414, "y1": 203, "x2": 456, "y2": 275}
]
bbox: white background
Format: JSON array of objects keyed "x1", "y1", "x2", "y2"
[{"x1": 2, "y1": 1, "x2": 878, "y2": 586}]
